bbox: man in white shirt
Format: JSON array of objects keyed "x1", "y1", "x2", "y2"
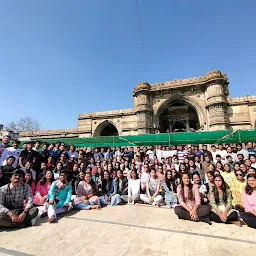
[
  {"x1": 0, "y1": 140, "x2": 21, "y2": 168},
  {"x1": 146, "y1": 145, "x2": 154, "y2": 162},
  {"x1": 68, "y1": 145, "x2": 79, "y2": 160},
  {"x1": 216, "y1": 144, "x2": 227, "y2": 162}
]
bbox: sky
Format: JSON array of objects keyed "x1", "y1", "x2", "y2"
[{"x1": 0, "y1": 0, "x2": 256, "y2": 130}]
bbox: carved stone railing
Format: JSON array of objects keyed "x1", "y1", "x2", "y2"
[
  {"x1": 150, "y1": 70, "x2": 228, "y2": 89},
  {"x1": 20, "y1": 128, "x2": 79, "y2": 136},
  {"x1": 79, "y1": 108, "x2": 134, "y2": 118},
  {"x1": 228, "y1": 96, "x2": 256, "y2": 103}
]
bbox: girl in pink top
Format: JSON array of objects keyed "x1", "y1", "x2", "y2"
[
  {"x1": 33, "y1": 170, "x2": 54, "y2": 206},
  {"x1": 241, "y1": 173, "x2": 256, "y2": 229},
  {"x1": 174, "y1": 173, "x2": 210, "y2": 224}
]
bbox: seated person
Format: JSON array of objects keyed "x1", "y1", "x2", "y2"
[
  {"x1": 0, "y1": 156, "x2": 15, "y2": 187},
  {"x1": 0, "y1": 169, "x2": 38, "y2": 228},
  {"x1": 162, "y1": 170, "x2": 178, "y2": 208},
  {"x1": 23, "y1": 171, "x2": 35, "y2": 195},
  {"x1": 209, "y1": 174, "x2": 240, "y2": 226},
  {"x1": 127, "y1": 170, "x2": 141, "y2": 204},
  {"x1": 100, "y1": 170, "x2": 121, "y2": 206},
  {"x1": 33, "y1": 170, "x2": 54, "y2": 206},
  {"x1": 73, "y1": 172, "x2": 100, "y2": 210},
  {"x1": 231, "y1": 169, "x2": 246, "y2": 210},
  {"x1": 47, "y1": 171, "x2": 72, "y2": 223},
  {"x1": 192, "y1": 172, "x2": 208, "y2": 204},
  {"x1": 20, "y1": 161, "x2": 37, "y2": 181},
  {"x1": 241, "y1": 173, "x2": 256, "y2": 229},
  {"x1": 174, "y1": 173, "x2": 211, "y2": 223},
  {"x1": 115, "y1": 170, "x2": 128, "y2": 203},
  {"x1": 140, "y1": 168, "x2": 163, "y2": 206}
]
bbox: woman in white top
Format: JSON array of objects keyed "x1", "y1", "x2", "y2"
[{"x1": 128, "y1": 170, "x2": 141, "y2": 204}]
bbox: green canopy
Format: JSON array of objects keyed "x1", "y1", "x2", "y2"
[{"x1": 20, "y1": 129, "x2": 256, "y2": 148}]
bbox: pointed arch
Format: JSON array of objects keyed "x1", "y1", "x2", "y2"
[
  {"x1": 93, "y1": 120, "x2": 119, "y2": 137},
  {"x1": 154, "y1": 95, "x2": 206, "y2": 131}
]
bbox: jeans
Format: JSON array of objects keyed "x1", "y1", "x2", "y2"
[{"x1": 73, "y1": 202, "x2": 93, "y2": 210}]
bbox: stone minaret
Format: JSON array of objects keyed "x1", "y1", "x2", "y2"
[
  {"x1": 205, "y1": 71, "x2": 230, "y2": 130},
  {"x1": 133, "y1": 82, "x2": 153, "y2": 134}
]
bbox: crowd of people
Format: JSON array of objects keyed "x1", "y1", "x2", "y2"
[{"x1": 0, "y1": 134, "x2": 256, "y2": 229}]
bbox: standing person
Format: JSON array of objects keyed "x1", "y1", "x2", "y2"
[
  {"x1": 174, "y1": 173, "x2": 211, "y2": 223},
  {"x1": 241, "y1": 173, "x2": 256, "y2": 229},
  {"x1": 32, "y1": 141, "x2": 40, "y2": 152},
  {"x1": 211, "y1": 145, "x2": 218, "y2": 163},
  {"x1": 202, "y1": 145, "x2": 212, "y2": 161},
  {"x1": 231, "y1": 170, "x2": 246, "y2": 210},
  {"x1": 237, "y1": 143, "x2": 249, "y2": 160},
  {"x1": 0, "y1": 140, "x2": 21, "y2": 168},
  {"x1": 177, "y1": 145, "x2": 186, "y2": 163},
  {"x1": 33, "y1": 170, "x2": 54, "y2": 206},
  {"x1": 47, "y1": 171, "x2": 72, "y2": 223},
  {"x1": 68, "y1": 145, "x2": 79, "y2": 161},
  {"x1": 0, "y1": 169, "x2": 38, "y2": 228},
  {"x1": 162, "y1": 170, "x2": 178, "y2": 208},
  {"x1": 0, "y1": 135, "x2": 11, "y2": 159},
  {"x1": 73, "y1": 172, "x2": 100, "y2": 210},
  {"x1": 216, "y1": 144, "x2": 227, "y2": 162},
  {"x1": 39, "y1": 144, "x2": 49, "y2": 163},
  {"x1": 19, "y1": 141, "x2": 41, "y2": 177},
  {"x1": 0, "y1": 156, "x2": 15, "y2": 187},
  {"x1": 127, "y1": 170, "x2": 140, "y2": 204},
  {"x1": 140, "y1": 168, "x2": 163, "y2": 206},
  {"x1": 209, "y1": 175, "x2": 240, "y2": 226}
]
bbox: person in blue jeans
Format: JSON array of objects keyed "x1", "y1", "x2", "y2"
[
  {"x1": 73, "y1": 172, "x2": 100, "y2": 210},
  {"x1": 100, "y1": 170, "x2": 121, "y2": 206}
]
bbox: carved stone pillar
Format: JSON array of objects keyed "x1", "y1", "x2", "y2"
[
  {"x1": 205, "y1": 80, "x2": 229, "y2": 131},
  {"x1": 133, "y1": 82, "x2": 153, "y2": 134}
]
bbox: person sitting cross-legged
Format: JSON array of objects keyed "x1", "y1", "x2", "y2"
[
  {"x1": 209, "y1": 174, "x2": 241, "y2": 226},
  {"x1": 140, "y1": 168, "x2": 163, "y2": 207},
  {"x1": 174, "y1": 173, "x2": 211, "y2": 224},
  {"x1": 47, "y1": 170, "x2": 72, "y2": 223},
  {"x1": 73, "y1": 172, "x2": 100, "y2": 210},
  {"x1": 0, "y1": 169, "x2": 38, "y2": 228}
]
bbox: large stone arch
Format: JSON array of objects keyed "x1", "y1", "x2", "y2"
[
  {"x1": 154, "y1": 95, "x2": 206, "y2": 131},
  {"x1": 93, "y1": 120, "x2": 119, "y2": 137}
]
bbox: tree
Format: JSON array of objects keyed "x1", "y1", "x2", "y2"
[{"x1": 5, "y1": 117, "x2": 41, "y2": 133}]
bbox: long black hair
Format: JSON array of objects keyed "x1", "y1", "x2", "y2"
[
  {"x1": 85, "y1": 172, "x2": 96, "y2": 192},
  {"x1": 165, "y1": 170, "x2": 177, "y2": 192},
  {"x1": 40, "y1": 170, "x2": 54, "y2": 185},
  {"x1": 213, "y1": 174, "x2": 228, "y2": 204},
  {"x1": 180, "y1": 172, "x2": 193, "y2": 201},
  {"x1": 245, "y1": 173, "x2": 256, "y2": 195}
]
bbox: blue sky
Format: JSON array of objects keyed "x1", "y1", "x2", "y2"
[{"x1": 1, "y1": 0, "x2": 256, "y2": 130}]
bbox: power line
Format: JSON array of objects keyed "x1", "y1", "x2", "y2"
[{"x1": 135, "y1": 0, "x2": 150, "y2": 80}]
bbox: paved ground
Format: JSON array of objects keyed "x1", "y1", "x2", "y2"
[{"x1": 0, "y1": 204, "x2": 256, "y2": 256}]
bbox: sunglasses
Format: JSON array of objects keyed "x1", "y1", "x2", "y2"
[{"x1": 236, "y1": 173, "x2": 243, "y2": 177}]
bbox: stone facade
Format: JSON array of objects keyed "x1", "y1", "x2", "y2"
[{"x1": 20, "y1": 70, "x2": 256, "y2": 140}]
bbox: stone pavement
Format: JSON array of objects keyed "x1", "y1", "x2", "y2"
[{"x1": 0, "y1": 204, "x2": 256, "y2": 256}]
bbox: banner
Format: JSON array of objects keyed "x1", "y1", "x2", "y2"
[{"x1": 156, "y1": 149, "x2": 177, "y2": 163}]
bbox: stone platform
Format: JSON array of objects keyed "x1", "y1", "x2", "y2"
[{"x1": 0, "y1": 205, "x2": 256, "y2": 256}]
